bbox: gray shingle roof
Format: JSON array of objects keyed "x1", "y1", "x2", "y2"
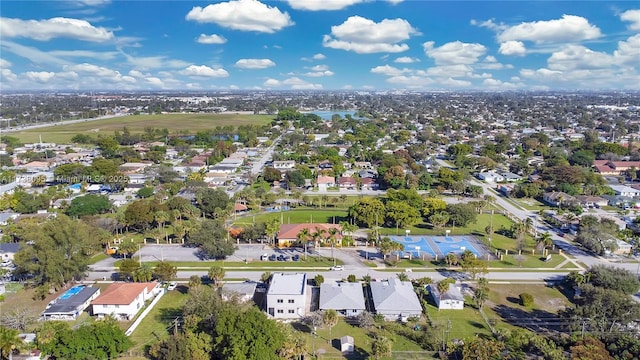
[
  {"x1": 370, "y1": 278, "x2": 422, "y2": 313},
  {"x1": 319, "y1": 282, "x2": 365, "y2": 311}
]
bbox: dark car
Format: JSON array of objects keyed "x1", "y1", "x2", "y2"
[
  {"x1": 292, "y1": 255, "x2": 300, "y2": 261},
  {"x1": 277, "y1": 255, "x2": 285, "y2": 261},
  {"x1": 269, "y1": 254, "x2": 277, "y2": 261},
  {"x1": 282, "y1": 255, "x2": 290, "y2": 261}
]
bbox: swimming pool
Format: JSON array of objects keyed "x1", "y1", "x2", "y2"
[
  {"x1": 59, "y1": 285, "x2": 85, "y2": 300},
  {"x1": 389, "y1": 235, "x2": 484, "y2": 258}
]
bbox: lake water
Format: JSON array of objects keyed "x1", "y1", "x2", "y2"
[{"x1": 305, "y1": 110, "x2": 362, "y2": 120}]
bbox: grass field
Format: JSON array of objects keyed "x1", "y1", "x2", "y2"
[
  {"x1": 9, "y1": 113, "x2": 274, "y2": 143},
  {"x1": 232, "y1": 209, "x2": 349, "y2": 226},
  {"x1": 128, "y1": 289, "x2": 189, "y2": 356},
  {"x1": 425, "y1": 301, "x2": 491, "y2": 341}
]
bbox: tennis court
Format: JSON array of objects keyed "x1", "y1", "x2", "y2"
[{"x1": 389, "y1": 235, "x2": 487, "y2": 258}]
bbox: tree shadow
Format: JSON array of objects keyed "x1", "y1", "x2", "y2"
[
  {"x1": 506, "y1": 296, "x2": 520, "y2": 305},
  {"x1": 357, "y1": 249, "x2": 381, "y2": 260},
  {"x1": 469, "y1": 321, "x2": 485, "y2": 329},
  {"x1": 492, "y1": 304, "x2": 562, "y2": 332}
]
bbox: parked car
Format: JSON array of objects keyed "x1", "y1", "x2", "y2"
[
  {"x1": 167, "y1": 281, "x2": 178, "y2": 291},
  {"x1": 260, "y1": 253, "x2": 269, "y2": 261},
  {"x1": 330, "y1": 265, "x2": 344, "y2": 271},
  {"x1": 269, "y1": 254, "x2": 277, "y2": 261},
  {"x1": 292, "y1": 255, "x2": 300, "y2": 261}
]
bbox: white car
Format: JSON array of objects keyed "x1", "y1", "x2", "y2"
[
  {"x1": 330, "y1": 265, "x2": 344, "y2": 271},
  {"x1": 167, "y1": 281, "x2": 178, "y2": 291}
]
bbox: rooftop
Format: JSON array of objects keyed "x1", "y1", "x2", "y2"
[
  {"x1": 91, "y1": 282, "x2": 157, "y2": 305},
  {"x1": 268, "y1": 273, "x2": 306, "y2": 296}
]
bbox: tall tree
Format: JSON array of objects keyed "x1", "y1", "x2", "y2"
[
  {"x1": 371, "y1": 335, "x2": 393, "y2": 360},
  {"x1": 195, "y1": 188, "x2": 230, "y2": 219},
  {"x1": 323, "y1": 309, "x2": 339, "y2": 343},
  {"x1": 208, "y1": 266, "x2": 225, "y2": 287},
  {"x1": 154, "y1": 262, "x2": 177, "y2": 282},
  {"x1": 0, "y1": 326, "x2": 22, "y2": 360},
  {"x1": 187, "y1": 219, "x2": 236, "y2": 259}
]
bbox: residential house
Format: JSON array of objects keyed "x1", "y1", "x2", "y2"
[
  {"x1": 273, "y1": 160, "x2": 296, "y2": 170},
  {"x1": 337, "y1": 176, "x2": 357, "y2": 189},
  {"x1": 542, "y1": 192, "x2": 576, "y2": 207},
  {"x1": 266, "y1": 273, "x2": 307, "y2": 319},
  {"x1": 477, "y1": 172, "x2": 504, "y2": 183},
  {"x1": 91, "y1": 282, "x2": 161, "y2": 320},
  {"x1": 614, "y1": 240, "x2": 633, "y2": 255},
  {"x1": 22, "y1": 161, "x2": 52, "y2": 173},
  {"x1": 593, "y1": 160, "x2": 640, "y2": 176},
  {"x1": 276, "y1": 223, "x2": 342, "y2": 247},
  {"x1": 609, "y1": 185, "x2": 640, "y2": 198},
  {"x1": 0, "y1": 212, "x2": 18, "y2": 226},
  {"x1": 429, "y1": 283, "x2": 465, "y2": 310},
  {"x1": 574, "y1": 195, "x2": 608, "y2": 208},
  {"x1": 500, "y1": 171, "x2": 522, "y2": 182},
  {"x1": 0, "y1": 242, "x2": 20, "y2": 261},
  {"x1": 42, "y1": 285, "x2": 101, "y2": 320},
  {"x1": 360, "y1": 177, "x2": 378, "y2": 190},
  {"x1": 319, "y1": 282, "x2": 366, "y2": 316},
  {"x1": 118, "y1": 162, "x2": 152, "y2": 174},
  {"x1": 316, "y1": 176, "x2": 336, "y2": 190},
  {"x1": 221, "y1": 282, "x2": 257, "y2": 302},
  {"x1": 369, "y1": 278, "x2": 422, "y2": 320}
]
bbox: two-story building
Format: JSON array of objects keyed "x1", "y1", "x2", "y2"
[{"x1": 266, "y1": 273, "x2": 307, "y2": 319}]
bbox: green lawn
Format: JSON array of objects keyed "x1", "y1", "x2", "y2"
[
  {"x1": 424, "y1": 301, "x2": 491, "y2": 341},
  {"x1": 297, "y1": 317, "x2": 428, "y2": 359},
  {"x1": 128, "y1": 290, "x2": 189, "y2": 355},
  {"x1": 10, "y1": 113, "x2": 274, "y2": 143},
  {"x1": 232, "y1": 209, "x2": 348, "y2": 226},
  {"x1": 487, "y1": 253, "x2": 565, "y2": 269},
  {"x1": 513, "y1": 198, "x2": 550, "y2": 211}
]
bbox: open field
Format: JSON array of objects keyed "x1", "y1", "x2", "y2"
[
  {"x1": 8, "y1": 113, "x2": 274, "y2": 143},
  {"x1": 128, "y1": 289, "x2": 189, "y2": 356},
  {"x1": 232, "y1": 209, "x2": 348, "y2": 226},
  {"x1": 425, "y1": 301, "x2": 491, "y2": 341}
]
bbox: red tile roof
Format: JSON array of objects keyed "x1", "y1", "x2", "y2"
[
  {"x1": 91, "y1": 282, "x2": 157, "y2": 305},
  {"x1": 277, "y1": 223, "x2": 342, "y2": 240},
  {"x1": 317, "y1": 176, "x2": 335, "y2": 184}
]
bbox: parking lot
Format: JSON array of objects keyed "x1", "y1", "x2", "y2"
[{"x1": 136, "y1": 244, "x2": 309, "y2": 262}]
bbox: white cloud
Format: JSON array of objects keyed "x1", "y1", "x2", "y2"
[
  {"x1": 1, "y1": 69, "x2": 17, "y2": 83},
  {"x1": 0, "y1": 17, "x2": 114, "y2": 42},
  {"x1": 304, "y1": 70, "x2": 334, "y2": 77},
  {"x1": 48, "y1": 50, "x2": 119, "y2": 60},
  {"x1": 1, "y1": 41, "x2": 68, "y2": 65},
  {"x1": 235, "y1": 58, "x2": 276, "y2": 69},
  {"x1": 120, "y1": 51, "x2": 190, "y2": 70},
  {"x1": 64, "y1": 63, "x2": 121, "y2": 77},
  {"x1": 499, "y1": 41, "x2": 526, "y2": 56},
  {"x1": 323, "y1": 16, "x2": 418, "y2": 54},
  {"x1": 497, "y1": 15, "x2": 601, "y2": 44},
  {"x1": 196, "y1": 34, "x2": 227, "y2": 44},
  {"x1": 145, "y1": 77, "x2": 165, "y2": 87},
  {"x1": 301, "y1": 53, "x2": 327, "y2": 61},
  {"x1": 483, "y1": 78, "x2": 519, "y2": 89},
  {"x1": 614, "y1": 34, "x2": 640, "y2": 65},
  {"x1": 423, "y1": 41, "x2": 487, "y2": 65},
  {"x1": 263, "y1": 77, "x2": 322, "y2": 89},
  {"x1": 285, "y1": 0, "x2": 362, "y2": 11},
  {"x1": 385, "y1": 0, "x2": 404, "y2": 4},
  {"x1": 186, "y1": 0, "x2": 293, "y2": 33},
  {"x1": 370, "y1": 65, "x2": 410, "y2": 76},
  {"x1": 0, "y1": 59, "x2": 11, "y2": 68},
  {"x1": 181, "y1": 65, "x2": 229, "y2": 77},
  {"x1": 24, "y1": 71, "x2": 56, "y2": 82},
  {"x1": 547, "y1": 44, "x2": 613, "y2": 71},
  {"x1": 76, "y1": 0, "x2": 111, "y2": 6},
  {"x1": 621, "y1": 9, "x2": 640, "y2": 31},
  {"x1": 394, "y1": 56, "x2": 419, "y2": 63}
]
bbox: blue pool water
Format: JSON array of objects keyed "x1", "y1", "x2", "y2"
[
  {"x1": 59, "y1": 285, "x2": 85, "y2": 300},
  {"x1": 389, "y1": 235, "x2": 484, "y2": 258}
]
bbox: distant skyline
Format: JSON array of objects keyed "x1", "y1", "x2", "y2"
[{"x1": 0, "y1": 1, "x2": 639, "y2": 91}]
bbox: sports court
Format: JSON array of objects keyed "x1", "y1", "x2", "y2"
[{"x1": 389, "y1": 235, "x2": 488, "y2": 259}]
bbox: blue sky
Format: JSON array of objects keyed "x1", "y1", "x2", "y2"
[{"x1": 1, "y1": 0, "x2": 638, "y2": 91}]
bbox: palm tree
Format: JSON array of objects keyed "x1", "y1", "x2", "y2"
[
  {"x1": 0, "y1": 326, "x2": 22, "y2": 360},
  {"x1": 397, "y1": 272, "x2": 409, "y2": 282},
  {"x1": 323, "y1": 309, "x2": 338, "y2": 343},
  {"x1": 436, "y1": 278, "x2": 455, "y2": 309},
  {"x1": 312, "y1": 227, "x2": 327, "y2": 249},
  {"x1": 208, "y1": 265, "x2": 225, "y2": 287},
  {"x1": 327, "y1": 227, "x2": 340, "y2": 266},
  {"x1": 537, "y1": 232, "x2": 553, "y2": 251}
]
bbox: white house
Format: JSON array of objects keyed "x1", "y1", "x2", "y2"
[
  {"x1": 266, "y1": 273, "x2": 307, "y2": 319},
  {"x1": 477, "y1": 172, "x2": 504, "y2": 183},
  {"x1": 370, "y1": 278, "x2": 422, "y2": 320},
  {"x1": 319, "y1": 282, "x2": 366, "y2": 316},
  {"x1": 91, "y1": 282, "x2": 161, "y2": 320},
  {"x1": 221, "y1": 282, "x2": 257, "y2": 303},
  {"x1": 609, "y1": 185, "x2": 640, "y2": 198},
  {"x1": 273, "y1": 160, "x2": 296, "y2": 170},
  {"x1": 429, "y1": 283, "x2": 465, "y2": 310}
]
